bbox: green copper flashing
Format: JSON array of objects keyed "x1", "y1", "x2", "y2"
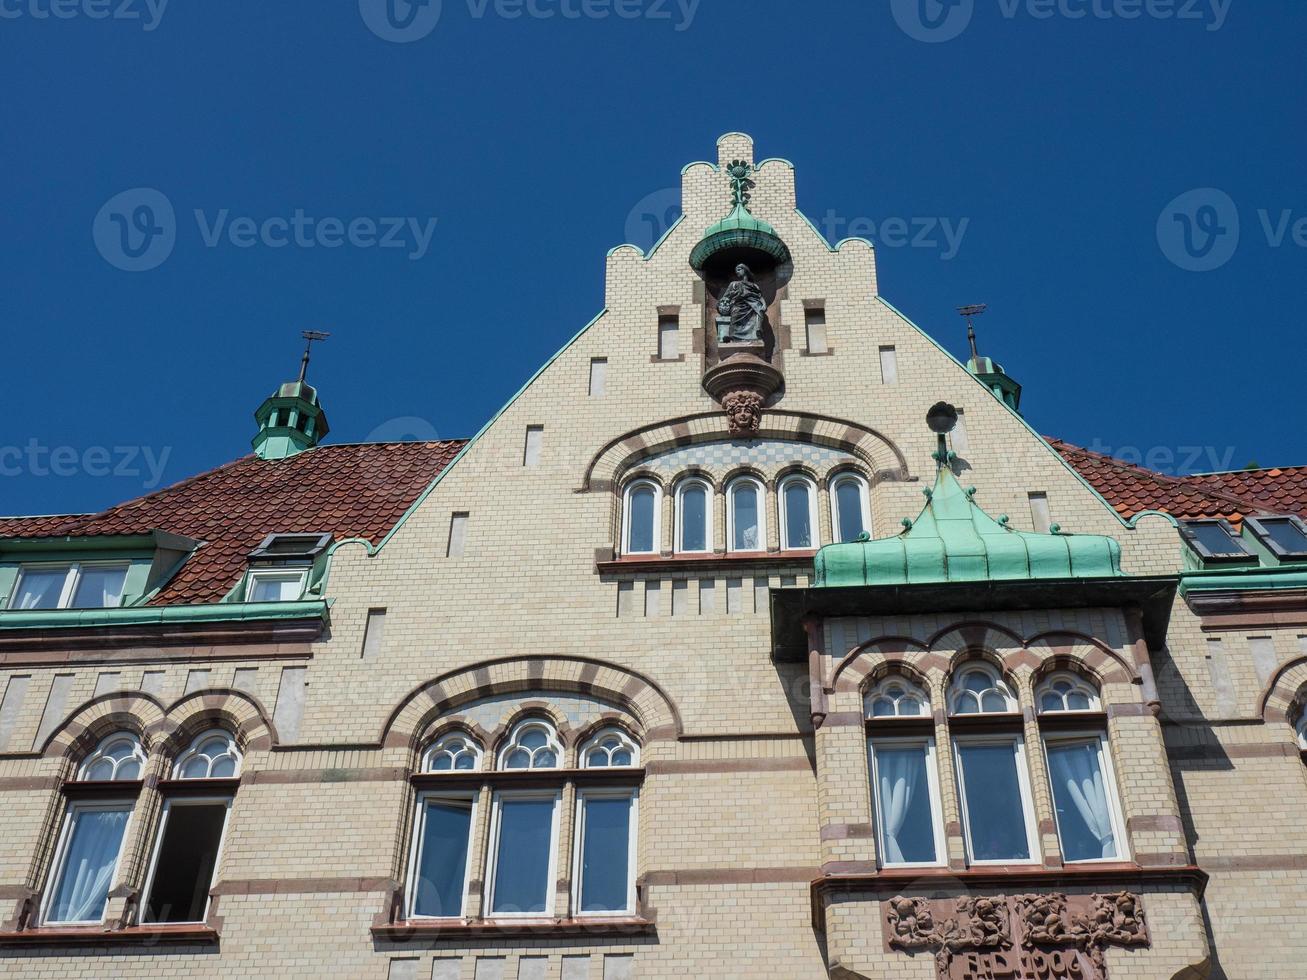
[
  {"x1": 814, "y1": 464, "x2": 1123, "y2": 589},
  {"x1": 0, "y1": 599, "x2": 329, "y2": 632},
  {"x1": 690, "y1": 203, "x2": 792, "y2": 271},
  {"x1": 252, "y1": 380, "x2": 329, "y2": 460},
  {"x1": 1178, "y1": 564, "x2": 1307, "y2": 598}
]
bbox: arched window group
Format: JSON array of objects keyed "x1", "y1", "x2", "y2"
[
  {"x1": 43, "y1": 729, "x2": 241, "y2": 929},
  {"x1": 621, "y1": 470, "x2": 871, "y2": 555},
  {"x1": 864, "y1": 664, "x2": 1126, "y2": 870},
  {"x1": 408, "y1": 718, "x2": 641, "y2": 922}
]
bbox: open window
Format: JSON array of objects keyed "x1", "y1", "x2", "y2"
[
  {"x1": 726, "y1": 476, "x2": 767, "y2": 553},
  {"x1": 407, "y1": 793, "x2": 477, "y2": 919},
  {"x1": 1042, "y1": 733, "x2": 1127, "y2": 863}
]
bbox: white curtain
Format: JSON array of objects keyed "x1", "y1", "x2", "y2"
[
  {"x1": 1049, "y1": 742, "x2": 1116, "y2": 858},
  {"x1": 13, "y1": 569, "x2": 64, "y2": 609},
  {"x1": 877, "y1": 747, "x2": 923, "y2": 864},
  {"x1": 49, "y1": 809, "x2": 129, "y2": 923}
]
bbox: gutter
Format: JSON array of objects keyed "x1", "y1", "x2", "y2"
[{"x1": 0, "y1": 600, "x2": 329, "y2": 632}]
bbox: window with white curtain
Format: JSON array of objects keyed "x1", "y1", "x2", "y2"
[
  {"x1": 948, "y1": 663, "x2": 1018, "y2": 715},
  {"x1": 1043, "y1": 734, "x2": 1126, "y2": 863},
  {"x1": 79, "y1": 732, "x2": 146, "y2": 782},
  {"x1": 9, "y1": 562, "x2": 128, "y2": 610},
  {"x1": 42, "y1": 801, "x2": 133, "y2": 925},
  {"x1": 1036, "y1": 672, "x2": 1102, "y2": 714},
  {"x1": 952, "y1": 735, "x2": 1040, "y2": 864},
  {"x1": 864, "y1": 677, "x2": 928, "y2": 718},
  {"x1": 831, "y1": 473, "x2": 871, "y2": 543},
  {"x1": 726, "y1": 476, "x2": 766, "y2": 553},
  {"x1": 778, "y1": 475, "x2": 818, "y2": 551},
  {"x1": 1298, "y1": 714, "x2": 1307, "y2": 751},
  {"x1": 868, "y1": 737, "x2": 945, "y2": 867},
  {"x1": 674, "y1": 478, "x2": 712, "y2": 554},
  {"x1": 621, "y1": 480, "x2": 661, "y2": 556}
]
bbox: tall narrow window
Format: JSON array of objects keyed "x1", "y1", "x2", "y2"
[
  {"x1": 588, "y1": 358, "x2": 607, "y2": 397},
  {"x1": 727, "y1": 477, "x2": 766, "y2": 553},
  {"x1": 951, "y1": 409, "x2": 970, "y2": 453},
  {"x1": 779, "y1": 475, "x2": 818, "y2": 550},
  {"x1": 804, "y1": 306, "x2": 828, "y2": 354},
  {"x1": 831, "y1": 473, "x2": 871, "y2": 543},
  {"x1": 1043, "y1": 736, "x2": 1124, "y2": 862},
  {"x1": 674, "y1": 478, "x2": 712, "y2": 554},
  {"x1": 523, "y1": 426, "x2": 544, "y2": 468},
  {"x1": 408, "y1": 794, "x2": 476, "y2": 918},
  {"x1": 658, "y1": 314, "x2": 679, "y2": 360},
  {"x1": 447, "y1": 513, "x2": 469, "y2": 558},
  {"x1": 488, "y1": 792, "x2": 561, "y2": 916},
  {"x1": 869, "y1": 739, "x2": 945, "y2": 866},
  {"x1": 42, "y1": 802, "x2": 133, "y2": 925},
  {"x1": 1028, "y1": 492, "x2": 1052, "y2": 534},
  {"x1": 573, "y1": 790, "x2": 637, "y2": 915},
  {"x1": 621, "y1": 480, "x2": 661, "y2": 556},
  {"x1": 879, "y1": 346, "x2": 899, "y2": 385},
  {"x1": 953, "y1": 737, "x2": 1039, "y2": 863}
]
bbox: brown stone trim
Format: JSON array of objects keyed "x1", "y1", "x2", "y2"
[
  {"x1": 596, "y1": 552, "x2": 815, "y2": 575},
  {"x1": 1133, "y1": 852, "x2": 1193, "y2": 867},
  {"x1": 822, "y1": 711, "x2": 864, "y2": 729},
  {"x1": 0, "y1": 925, "x2": 219, "y2": 947},
  {"x1": 946, "y1": 713, "x2": 1025, "y2": 734},
  {"x1": 643, "y1": 867, "x2": 816, "y2": 886},
  {"x1": 820, "y1": 823, "x2": 873, "y2": 841},
  {"x1": 213, "y1": 876, "x2": 395, "y2": 896},
  {"x1": 799, "y1": 349, "x2": 835, "y2": 357},
  {"x1": 0, "y1": 776, "x2": 60, "y2": 793},
  {"x1": 245, "y1": 767, "x2": 406, "y2": 785},
  {"x1": 62, "y1": 779, "x2": 144, "y2": 800},
  {"x1": 1037, "y1": 819, "x2": 1057, "y2": 834},
  {"x1": 644, "y1": 758, "x2": 811, "y2": 775},
  {"x1": 157, "y1": 777, "x2": 240, "y2": 796},
  {"x1": 648, "y1": 355, "x2": 687, "y2": 364},
  {"x1": 865, "y1": 717, "x2": 935, "y2": 736},
  {"x1": 1127, "y1": 814, "x2": 1185, "y2": 833},
  {"x1": 1037, "y1": 711, "x2": 1108, "y2": 732},
  {"x1": 1199, "y1": 853, "x2": 1307, "y2": 871},
  {"x1": 1107, "y1": 702, "x2": 1152, "y2": 718},
  {"x1": 1168, "y1": 742, "x2": 1298, "y2": 761},
  {"x1": 411, "y1": 768, "x2": 644, "y2": 791},
  {"x1": 372, "y1": 917, "x2": 656, "y2": 941}
]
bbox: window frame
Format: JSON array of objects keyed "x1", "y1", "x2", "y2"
[
  {"x1": 422, "y1": 732, "x2": 484, "y2": 773},
  {"x1": 245, "y1": 568, "x2": 308, "y2": 603},
  {"x1": 867, "y1": 735, "x2": 947, "y2": 870},
  {"x1": 620, "y1": 479, "x2": 662, "y2": 557},
  {"x1": 948, "y1": 663, "x2": 1019, "y2": 716},
  {"x1": 78, "y1": 732, "x2": 147, "y2": 782},
  {"x1": 405, "y1": 790, "x2": 478, "y2": 920},
  {"x1": 1296, "y1": 713, "x2": 1307, "y2": 752},
  {"x1": 579, "y1": 727, "x2": 641, "y2": 769},
  {"x1": 496, "y1": 718, "x2": 563, "y2": 771},
  {"x1": 864, "y1": 677, "x2": 930, "y2": 719},
  {"x1": 1245, "y1": 515, "x2": 1307, "y2": 562},
  {"x1": 39, "y1": 799, "x2": 135, "y2": 927},
  {"x1": 777, "y1": 474, "x2": 820, "y2": 552},
  {"x1": 725, "y1": 475, "x2": 768, "y2": 554},
  {"x1": 173, "y1": 729, "x2": 243, "y2": 780},
  {"x1": 8, "y1": 561, "x2": 130, "y2": 611},
  {"x1": 1040, "y1": 730, "x2": 1129, "y2": 865},
  {"x1": 830, "y1": 472, "x2": 872, "y2": 544},
  {"x1": 673, "y1": 477, "x2": 714, "y2": 555},
  {"x1": 951, "y1": 733, "x2": 1041, "y2": 866},
  {"x1": 570, "y1": 786, "x2": 639, "y2": 917},
  {"x1": 1035, "y1": 671, "x2": 1103, "y2": 715},
  {"x1": 1178, "y1": 518, "x2": 1256, "y2": 565},
  {"x1": 484, "y1": 788, "x2": 563, "y2": 919},
  {"x1": 139, "y1": 794, "x2": 233, "y2": 925}
]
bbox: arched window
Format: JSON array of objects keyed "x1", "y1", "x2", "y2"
[
  {"x1": 497, "y1": 718, "x2": 562, "y2": 771},
  {"x1": 621, "y1": 480, "x2": 661, "y2": 556},
  {"x1": 831, "y1": 473, "x2": 872, "y2": 543},
  {"x1": 173, "y1": 729, "x2": 242, "y2": 779},
  {"x1": 79, "y1": 733, "x2": 146, "y2": 782},
  {"x1": 1296, "y1": 713, "x2": 1307, "y2": 752},
  {"x1": 948, "y1": 663, "x2": 1018, "y2": 715},
  {"x1": 423, "y1": 733, "x2": 483, "y2": 772},
  {"x1": 580, "y1": 728, "x2": 640, "y2": 768},
  {"x1": 674, "y1": 477, "x2": 713, "y2": 554},
  {"x1": 865, "y1": 677, "x2": 929, "y2": 718},
  {"x1": 726, "y1": 476, "x2": 766, "y2": 552},
  {"x1": 779, "y1": 474, "x2": 819, "y2": 551},
  {"x1": 1036, "y1": 672, "x2": 1102, "y2": 713}
]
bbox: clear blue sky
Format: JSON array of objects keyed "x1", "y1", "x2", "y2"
[{"x1": 2, "y1": 0, "x2": 1302, "y2": 516}]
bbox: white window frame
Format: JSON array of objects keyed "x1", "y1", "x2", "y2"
[
  {"x1": 673, "y1": 477, "x2": 713, "y2": 555},
  {"x1": 405, "y1": 791, "x2": 478, "y2": 920},
  {"x1": 725, "y1": 475, "x2": 767, "y2": 554},
  {"x1": 867, "y1": 736, "x2": 947, "y2": 869},
  {"x1": 1297, "y1": 713, "x2": 1307, "y2": 751},
  {"x1": 571, "y1": 787, "x2": 639, "y2": 917},
  {"x1": 948, "y1": 663, "x2": 1019, "y2": 715},
  {"x1": 246, "y1": 568, "x2": 307, "y2": 603},
  {"x1": 422, "y1": 733, "x2": 483, "y2": 773},
  {"x1": 620, "y1": 479, "x2": 662, "y2": 557},
  {"x1": 79, "y1": 732, "x2": 147, "y2": 782},
  {"x1": 830, "y1": 473, "x2": 872, "y2": 544},
  {"x1": 1041, "y1": 731, "x2": 1129, "y2": 865},
  {"x1": 496, "y1": 718, "x2": 563, "y2": 771},
  {"x1": 579, "y1": 727, "x2": 641, "y2": 769},
  {"x1": 9, "y1": 561, "x2": 130, "y2": 610},
  {"x1": 484, "y1": 789, "x2": 562, "y2": 918},
  {"x1": 173, "y1": 729, "x2": 243, "y2": 780},
  {"x1": 1035, "y1": 671, "x2": 1103, "y2": 714},
  {"x1": 778, "y1": 474, "x2": 820, "y2": 551},
  {"x1": 39, "y1": 800, "x2": 135, "y2": 926},
  {"x1": 952, "y1": 734, "x2": 1041, "y2": 866},
  {"x1": 139, "y1": 795, "x2": 233, "y2": 925},
  {"x1": 864, "y1": 677, "x2": 930, "y2": 719}
]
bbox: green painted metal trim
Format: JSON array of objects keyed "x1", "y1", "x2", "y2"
[
  {"x1": 0, "y1": 600, "x2": 329, "y2": 631},
  {"x1": 605, "y1": 214, "x2": 685, "y2": 263},
  {"x1": 1178, "y1": 565, "x2": 1307, "y2": 597}
]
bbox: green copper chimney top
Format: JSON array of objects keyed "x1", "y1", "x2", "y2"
[
  {"x1": 252, "y1": 333, "x2": 331, "y2": 461},
  {"x1": 690, "y1": 160, "x2": 791, "y2": 274},
  {"x1": 814, "y1": 408, "x2": 1122, "y2": 588}
]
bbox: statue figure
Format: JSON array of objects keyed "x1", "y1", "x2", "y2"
[{"x1": 716, "y1": 263, "x2": 767, "y2": 343}]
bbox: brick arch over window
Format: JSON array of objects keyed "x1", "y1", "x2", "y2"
[
  {"x1": 151, "y1": 689, "x2": 278, "y2": 757},
  {"x1": 39, "y1": 691, "x2": 168, "y2": 762},
  {"x1": 833, "y1": 637, "x2": 933, "y2": 694},
  {"x1": 382, "y1": 655, "x2": 682, "y2": 753},
  {"x1": 1026, "y1": 633, "x2": 1137, "y2": 687},
  {"x1": 1259, "y1": 657, "x2": 1307, "y2": 726},
  {"x1": 579, "y1": 410, "x2": 912, "y2": 494}
]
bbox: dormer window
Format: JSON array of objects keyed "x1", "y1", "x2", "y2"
[
  {"x1": 1245, "y1": 516, "x2": 1307, "y2": 562},
  {"x1": 1179, "y1": 519, "x2": 1255, "y2": 565},
  {"x1": 247, "y1": 570, "x2": 307, "y2": 602},
  {"x1": 8, "y1": 562, "x2": 128, "y2": 610},
  {"x1": 243, "y1": 532, "x2": 331, "y2": 601}
]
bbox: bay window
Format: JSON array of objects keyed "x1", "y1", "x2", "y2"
[
  {"x1": 1043, "y1": 735, "x2": 1125, "y2": 862},
  {"x1": 778, "y1": 475, "x2": 818, "y2": 551},
  {"x1": 952, "y1": 736, "x2": 1039, "y2": 864}
]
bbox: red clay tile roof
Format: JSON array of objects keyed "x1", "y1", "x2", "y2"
[
  {"x1": 1048, "y1": 437, "x2": 1304, "y2": 524},
  {"x1": 0, "y1": 441, "x2": 465, "y2": 604}
]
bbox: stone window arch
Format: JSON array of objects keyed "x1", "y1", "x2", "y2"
[{"x1": 864, "y1": 676, "x2": 930, "y2": 719}]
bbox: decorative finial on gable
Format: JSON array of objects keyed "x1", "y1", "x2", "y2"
[{"x1": 725, "y1": 160, "x2": 755, "y2": 211}]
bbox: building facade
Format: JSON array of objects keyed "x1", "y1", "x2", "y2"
[{"x1": 2, "y1": 134, "x2": 1306, "y2": 979}]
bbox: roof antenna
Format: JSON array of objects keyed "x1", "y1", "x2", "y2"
[
  {"x1": 298, "y1": 330, "x2": 331, "y2": 383},
  {"x1": 957, "y1": 304, "x2": 987, "y2": 360}
]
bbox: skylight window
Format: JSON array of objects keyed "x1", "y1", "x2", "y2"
[
  {"x1": 1245, "y1": 516, "x2": 1307, "y2": 561},
  {"x1": 1179, "y1": 519, "x2": 1255, "y2": 564},
  {"x1": 248, "y1": 533, "x2": 332, "y2": 563}
]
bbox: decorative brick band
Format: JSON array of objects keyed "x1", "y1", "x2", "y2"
[
  {"x1": 0, "y1": 777, "x2": 60, "y2": 793},
  {"x1": 1126, "y1": 814, "x2": 1186, "y2": 833},
  {"x1": 820, "y1": 823, "x2": 873, "y2": 841},
  {"x1": 244, "y1": 767, "x2": 406, "y2": 785}
]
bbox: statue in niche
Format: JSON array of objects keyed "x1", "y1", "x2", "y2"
[{"x1": 716, "y1": 263, "x2": 768, "y2": 344}]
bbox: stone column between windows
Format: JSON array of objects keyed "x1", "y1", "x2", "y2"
[
  {"x1": 819, "y1": 677, "x2": 878, "y2": 871},
  {"x1": 934, "y1": 709, "x2": 966, "y2": 871},
  {"x1": 111, "y1": 748, "x2": 169, "y2": 926},
  {"x1": 659, "y1": 488, "x2": 674, "y2": 557},
  {"x1": 816, "y1": 482, "x2": 834, "y2": 547},
  {"x1": 712, "y1": 486, "x2": 727, "y2": 554},
  {"x1": 764, "y1": 483, "x2": 780, "y2": 553},
  {"x1": 19, "y1": 756, "x2": 77, "y2": 917},
  {"x1": 466, "y1": 784, "x2": 494, "y2": 917},
  {"x1": 1020, "y1": 700, "x2": 1062, "y2": 869},
  {"x1": 555, "y1": 781, "x2": 578, "y2": 918}
]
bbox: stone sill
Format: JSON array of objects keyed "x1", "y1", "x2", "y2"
[
  {"x1": 596, "y1": 552, "x2": 815, "y2": 575},
  {"x1": 372, "y1": 917, "x2": 656, "y2": 941},
  {"x1": 0, "y1": 924, "x2": 219, "y2": 947}
]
